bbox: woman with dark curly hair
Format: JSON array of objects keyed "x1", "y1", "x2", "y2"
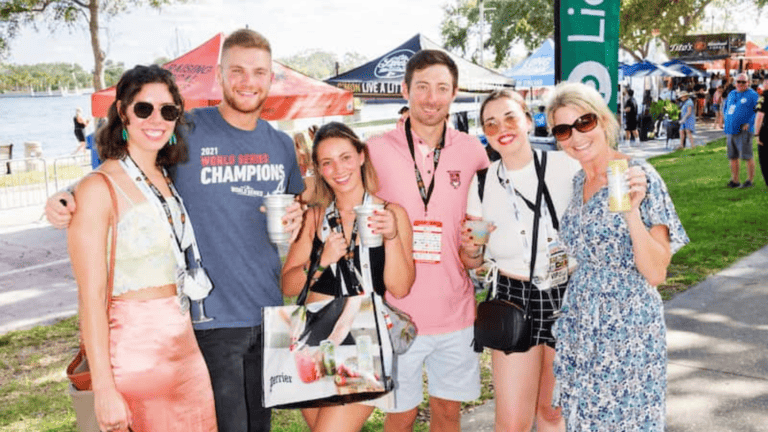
[{"x1": 68, "y1": 64, "x2": 216, "y2": 432}]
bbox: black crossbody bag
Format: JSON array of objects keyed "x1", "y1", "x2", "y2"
[{"x1": 473, "y1": 151, "x2": 548, "y2": 354}]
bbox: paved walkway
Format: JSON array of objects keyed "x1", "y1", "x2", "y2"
[{"x1": 463, "y1": 122, "x2": 768, "y2": 431}]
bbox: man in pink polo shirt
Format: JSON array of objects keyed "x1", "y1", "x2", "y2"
[{"x1": 367, "y1": 50, "x2": 490, "y2": 432}]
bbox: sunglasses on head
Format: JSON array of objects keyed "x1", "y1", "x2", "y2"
[
  {"x1": 132, "y1": 102, "x2": 181, "y2": 122},
  {"x1": 482, "y1": 113, "x2": 522, "y2": 137},
  {"x1": 551, "y1": 113, "x2": 598, "y2": 141}
]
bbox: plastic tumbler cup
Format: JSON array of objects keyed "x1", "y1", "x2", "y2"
[
  {"x1": 464, "y1": 219, "x2": 491, "y2": 245},
  {"x1": 264, "y1": 194, "x2": 295, "y2": 244},
  {"x1": 353, "y1": 203, "x2": 385, "y2": 247}
]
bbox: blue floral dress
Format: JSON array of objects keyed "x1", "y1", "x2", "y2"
[{"x1": 552, "y1": 159, "x2": 689, "y2": 431}]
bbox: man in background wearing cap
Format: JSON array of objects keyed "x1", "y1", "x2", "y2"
[
  {"x1": 723, "y1": 73, "x2": 759, "y2": 188},
  {"x1": 677, "y1": 90, "x2": 695, "y2": 150}
]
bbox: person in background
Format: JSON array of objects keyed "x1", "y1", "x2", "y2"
[
  {"x1": 293, "y1": 130, "x2": 315, "y2": 204},
  {"x1": 677, "y1": 90, "x2": 695, "y2": 150},
  {"x1": 753, "y1": 77, "x2": 768, "y2": 187},
  {"x1": 713, "y1": 85, "x2": 724, "y2": 129},
  {"x1": 367, "y1": 50, "x2": 490, "y2": 432},
  {"x1": 460, "y1": 89, "x2": 579, "y2": 432},
  {"x1": 73, "y1": 107, "x2": 90, "y2": 154},
  {"x1": 623, "y1": 89, "x2": 639, "y2": 142},
  {"x1": 46, "y1": 29, "x2": 305, "y2": 432},
  {"x1": 68, "y1": 64, "x2": 217, "y2": 432},
  {"x1": 533, "y1": 105, "x2": 548, "y2": 137},
  {"x1": 282, "y1": 122, "x2": 414, "y2": 432},
  {"x1": 397, "y1": 106, "x2": 410, "y2": 128},
  {"x1": 723, "y1": 72, "x2": 759, "y2": 188},
  {"x1": 547, "y1": 81, "x2": 689, "y2": 431}
]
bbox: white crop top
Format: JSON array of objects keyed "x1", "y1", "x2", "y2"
[
  {"x1": 466, "y1": 151, "x2": 581, "y2": 279},
  {"x1": 102, "y1": 172, "x2": 193, "y2": 296}
]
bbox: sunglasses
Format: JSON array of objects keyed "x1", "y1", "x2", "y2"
[
  {"x1": 482, "y1": 114, "x2": 522, "y2": 137},
  {"x1": 132, "y1": 102, "x2": 181, "y2": 122},
  {"x1": 551, "y1": 113, "x2": 599, "y2": 141},
  {"x1": 736, "y1": 80, "x2": 748, "y2": 84}
]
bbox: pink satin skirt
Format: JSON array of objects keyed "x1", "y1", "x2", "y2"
[{"x1": 109, "y1": 296, "x2": 217, "y2": 432}]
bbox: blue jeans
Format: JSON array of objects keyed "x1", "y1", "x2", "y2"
[{"x1": 195, "y1": 326, "x2": 270, "y2": 432}]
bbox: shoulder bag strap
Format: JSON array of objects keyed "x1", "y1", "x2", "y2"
[
  {"x1": 76, "y1": 171, "x2": 118, "y2": 348},
  {"x1": 296, "y1": 208, "x2": 324, "y2": 306},
  {"x1": 524, "y1": 151, "x2": 548, "y2": 314}
]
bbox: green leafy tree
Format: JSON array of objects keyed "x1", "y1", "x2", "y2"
[
  {"x1": 441, "y1": 0, "x2": 768, "y2": 67},
  {"x1": 0, "y1": 0, "x2": 189, "y2": 91}
]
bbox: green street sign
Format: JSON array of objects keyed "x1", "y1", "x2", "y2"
[{"x1": 557, "y1": 0, "x2": 620, "y2": 112}]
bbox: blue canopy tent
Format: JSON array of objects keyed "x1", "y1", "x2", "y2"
[
  {"x1": 662, "y1": 59, "x2": 709, "y2": 77},
  {"x1": 503, "y1": 39, "x2": 555, "y2": 88}
]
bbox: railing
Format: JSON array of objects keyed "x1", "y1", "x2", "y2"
[{"x1": 0, "y1": 154, "x2": 92, "y2": 210}]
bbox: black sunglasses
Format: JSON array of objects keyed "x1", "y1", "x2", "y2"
[
  {"x1": 133, "y1": 102, "x2": 181, "y2": 122},
  {"x1": 551, "y1": 113, "x2": 598, "y2": 141},
  {"x1": 736, "y1": 80, "x2": 748, "y2": 84}
]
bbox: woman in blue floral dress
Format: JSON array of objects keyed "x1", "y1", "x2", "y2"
[{"x1": 545, "y1": 82, "x2": 689, "y2": 431}]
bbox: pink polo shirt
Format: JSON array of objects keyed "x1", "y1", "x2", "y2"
[{"x1": 368, "y1": 125, "x2": 489, "y2": 335}]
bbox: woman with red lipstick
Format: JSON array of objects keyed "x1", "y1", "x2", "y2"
[
  {"x1": 460, "y1": 89, "x2": 579, "y2": 432},
  {"x1": 281, "y1": 122, "x2": 414, "y2": 432},
  {"x1": 68, "y1": 65, "x2": 216, "y2": 432},
  {"x1": 546, "y1": 82, "x2": 688, "y2": 431}
]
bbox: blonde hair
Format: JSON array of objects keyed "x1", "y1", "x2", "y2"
[
  {"x1": 546, "y1": 82, "x2": 620, "y2": 149},
  {"x1": 222, "y1": 29, "x2": 271, "y2": 55}
]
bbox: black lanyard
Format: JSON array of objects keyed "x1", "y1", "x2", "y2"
[
  {"x1": 326, "y1": 200, "x2": 363, "y2": 295},
  {"x1": 125, "y1": 155, "x2": 186, "y2": 251},
  {"x1": 405, "y1": 118, "x2": 445, "y2": 213}
]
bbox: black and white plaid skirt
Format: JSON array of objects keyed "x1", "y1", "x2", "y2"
[{"x1": 494, "y1": 274, "x2": 567, "y2": 348}]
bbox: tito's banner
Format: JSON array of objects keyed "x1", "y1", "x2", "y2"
[{"x1": 556, "y1": 0, "x2": 620, "y2": 112}]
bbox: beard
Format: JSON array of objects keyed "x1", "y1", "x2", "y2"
[{"x1": 221, "y1": 86, "x2": 268, "y2": 115}]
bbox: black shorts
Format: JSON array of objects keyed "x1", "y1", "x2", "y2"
[
  {"x1": 494, "y1": 274, "x2": 567, "y2": 349},
  {"x1": 74, "y1": 128, "x2": 85, "y2": 142}
]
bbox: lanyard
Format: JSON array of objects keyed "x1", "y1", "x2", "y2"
[
  {"x1": 323, "y1": 193, "x2": 370, "y2": 295},
  {"x1": 405, "y1": 118, "x2": 445, "y2": 214},
  {"x1": 496, "y1": 151, "x2": 558, "y2": 266},
  {"x1": 120, "y1": 157, "x2": 205, "y2": 269}
]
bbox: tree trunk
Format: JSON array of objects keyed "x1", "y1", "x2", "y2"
[{"x1": 88, "y1": 0, "x2": 105, "y2": 91}]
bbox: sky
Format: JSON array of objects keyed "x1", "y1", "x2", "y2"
[{"x1": 5, "y1": 0, "x2": 455, "y2": 70}]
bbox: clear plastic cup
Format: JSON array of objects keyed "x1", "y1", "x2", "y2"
[{"x1": 464, "y1": 219, "x2": 492, "y2": 245}]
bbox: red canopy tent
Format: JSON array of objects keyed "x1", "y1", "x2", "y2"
[{"x1": 91, "y1": 33, "x2": 354, "y2": 120}]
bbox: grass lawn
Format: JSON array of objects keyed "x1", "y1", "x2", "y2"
[
  {"x1": 651, "y1": 137, "x2": 768, "y2": 299},
  {"x1": 1, "y1": 137, "x2": 766, "y2": 431}
]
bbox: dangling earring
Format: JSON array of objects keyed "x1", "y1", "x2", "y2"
[
  {"x1": 121, "y1": 128, "x2": 128, "y2": 142},
  {"x1": 168, "y1": 133, "x2": 177, "y2": 146}
]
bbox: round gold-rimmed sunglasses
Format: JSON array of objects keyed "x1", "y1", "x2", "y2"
[{"x1": 132, "y1": 101, "x2": 181, "y2": 122}]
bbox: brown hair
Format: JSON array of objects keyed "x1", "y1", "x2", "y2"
[
  {"x1": 546, "y1": 82, "x2": 620, "y2": 149},
  {"x1": 404, "y1": 50, "x2": 459, "y2": 91},
  {"x1": 310, "y1": 122, "x2": 379, "y2": 208},
  {"x1": 222, "y1": 29, "x2": 272, "y2": 56},
  {"x1": 293, "y1": 131, "x2": 312, "y2": 175},
  {"x1": 96, "y1": 64, "x2": 188, "y2": 167},
  {"x1": 479, "y1": 89, "x2": 529, "y2": 124}
]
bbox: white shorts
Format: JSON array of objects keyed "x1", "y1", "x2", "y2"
[{"x1": 384, "y1": 326, "x2": 481, "y2": 413}]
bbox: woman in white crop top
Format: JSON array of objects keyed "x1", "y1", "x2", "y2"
[
  {"x1": 459, "y1": 90, "x2": 579, "y2": 432},
  {"x1": 68, "y1": 65, "x2": 216, "y2": 432}
]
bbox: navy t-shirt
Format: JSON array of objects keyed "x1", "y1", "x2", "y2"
[{"x1": 174, "y1": 107, "x2": 303, "y2": 329}]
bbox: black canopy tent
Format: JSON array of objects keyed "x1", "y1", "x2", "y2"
[{"x1": 326, "y1": 34, "x2": 514, "y2": 98}]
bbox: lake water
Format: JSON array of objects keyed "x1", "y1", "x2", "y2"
[{"x1": 0, "y1": 95, "x2": 481, "y2": 160}]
